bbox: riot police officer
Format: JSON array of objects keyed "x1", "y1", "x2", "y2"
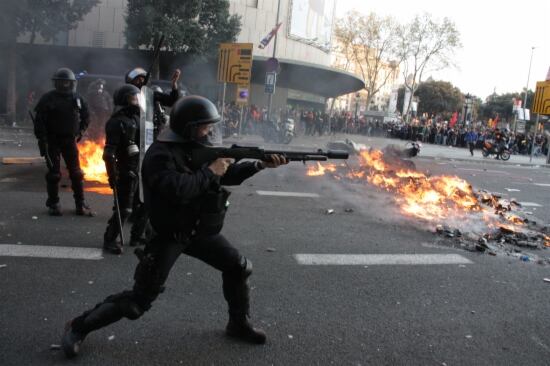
[
  {"x1": 33, "y1": 68, "x2": 93, "y2": 216},
  {"x1": 102, "y1": 84, "x2": 150, "y2": 254},
  {"x1": 125, "y1": 67, "x2": 181, "y2": 107},
  {"x1": 61, "y1": 96, "x2": 288, "y2": 358}
]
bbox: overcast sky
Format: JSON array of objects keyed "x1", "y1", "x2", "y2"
[{"x1": 336, "y1": 0, "x2": 550, "y2": 99}]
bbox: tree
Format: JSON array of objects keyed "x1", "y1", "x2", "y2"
[
  {"x1": 396, "y1": 13, "x2": 461, "y2": 121},
  {"x1": 480, "y1": 92, "x2": 518, "y2": 121},
  {"x1": 125, "y1": 0, "x2": 241, "y2": 77},
  {"x1": 334, "y1": 11, "x2": 402, "y2": 111},
  {"x1": 415, "y1": 80, "x2": 462, "y2": 116},
  {"x1": 0, "y1": 0, "x2": 99, "y2": 122}
]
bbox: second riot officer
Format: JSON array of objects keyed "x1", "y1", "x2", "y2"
[
  {"x1": 102, "y1": 84, "x2": 148, "y2": 254},
  {"x1": 61, "y1": 96, "x2": 288, "y2": 358},
  {"x1": 33, "y1": 67, "x2": 93, "y2": 216}
]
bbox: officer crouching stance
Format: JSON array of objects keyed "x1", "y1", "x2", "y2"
[
  {"x1": 33, "y1": 68, "x2": 93, "y2": 216},
  {"x1": 61, "y1": 96, "x2": 287, "y2": 357},
  {"x1": 102, "y1": 85, "x2": 142, "y2": 254}
]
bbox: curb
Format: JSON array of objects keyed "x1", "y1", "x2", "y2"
[{"x1": 417, "y1": 155, "x2": 550, "y2": 168}]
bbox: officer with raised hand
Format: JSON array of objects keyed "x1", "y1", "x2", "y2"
[
  {"x1": 33, "y1": 67, "x2": 93, "y2": 216},
  {"x1": 61, "y1": 96, "x2": 287, "y2": 358}
]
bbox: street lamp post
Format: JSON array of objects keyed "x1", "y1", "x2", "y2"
[
  {"x1": 354, "y1": 93, "x2": 360, "y2": 132},
  {"x1": 266, "y1": 0, "x2": 281, "y2": 122},
  {"x1": 463, "y1": 93, "x2": 472, "y2": 126},
  {"x1": 523, "y1": 47, "x2": 535, "y2": 130}
]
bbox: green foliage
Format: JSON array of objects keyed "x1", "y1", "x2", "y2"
[
  {"x1": 415, "y1": 80, "x2": 463, "y2": 116},
  {"x1": 0, "y1": 0, "x2": 99, "y2": 43},
  {"x1": 480, "y1": 93, "x2": 518, "y2": 120},
  {"x1": 125, "y1": 0, "x2": 241, "y2": 57}
]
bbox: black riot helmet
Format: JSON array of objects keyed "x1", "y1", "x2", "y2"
[
  {"x1": 52, "y1": 67, "x2": 77, "y2": 93},
  {"x1": 157, "y1": 96, "x2": 220, "y2": 143},
  {"x1": 113, "y1": 84, "x2": 141, "y2": 107},
  {"x1": 125, "y1": 67, "x2": 147, "y2": 88}
]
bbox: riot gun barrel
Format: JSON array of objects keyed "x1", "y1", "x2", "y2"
[{"x1": 191, "y1": 145, "x2": 349, "y2": 166}]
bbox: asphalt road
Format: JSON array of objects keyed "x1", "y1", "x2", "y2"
[{"x1": 0, "y1": 131, "x2": 549, "y2": 365}]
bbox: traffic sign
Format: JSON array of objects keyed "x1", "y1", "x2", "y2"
[
  {"x1": 532, "y1": 81, "x2": 550, "y2": 115},
  {"x1": 236, "y1": 84, "x2": 250, "y2": 105},
  {"x1": 265, "y1": 72, "x2": 276, "y2": 94},
  {"x1": 217, "y1": 43, "x2": 253, "y2": 84}
]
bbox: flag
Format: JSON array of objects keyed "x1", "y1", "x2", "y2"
[
  {"x1": 259, "y1": 22, "x2": 283, "y2": 49},
  {"x1": 449, "y1": 112, "x2": 458, "y2": 127}
]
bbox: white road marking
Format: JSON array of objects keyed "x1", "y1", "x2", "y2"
[
  {"x1": 505, "y1": 188, "x2": 521, "y2": 192},
  {"x1": 458, "y1": 168, "x2": 509, "y2": 174},
  {"x1": 534, "y1": 183, "x2": 550, "y2": 187},
  {"x1": 519, "y1": 202, "x2": 543, "y2": 207},
  {"x1": 0, "y1": 244, "x2": 103, "y2": 260},
  {"x1": 294, "y1": 254, "x2": 472, "y2": 265},
  {"x1": 256, "y1": 190, "x2": 320, "y2": 198}
]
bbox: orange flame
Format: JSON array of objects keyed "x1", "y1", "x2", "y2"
[
  {"x1": 307, "y1": 162, "x2": 337, "y2": 176},
  {"x1": 78, "y1": 140, "x2": 108, "y2": 184}
]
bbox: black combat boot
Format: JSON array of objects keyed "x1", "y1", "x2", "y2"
[
  {"x1": 61, "y1": 320, "x2": 86, "y2": 358},
  {"x1": 222, "y1": 259, "x2": 266, "y2": 344},
  {"x1": 226, "y1": 314, "x2": 266, "y2": 344},
  {"x1": 48, "y1": 203, "x2": 63, "y2": 216},
  {"x1": 62, "y1": 301, "x2": 124, "y2": 358},
  {"x1": 103, "y1": 222, "x2": 123, "y2": 254},
  {"x1": 76, "y1": 200, "x2": 95, "y2": 216}
]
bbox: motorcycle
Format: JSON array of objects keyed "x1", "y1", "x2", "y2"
[
  {"x1": 404, "y1": 141, "x2": 422, "y2": 157},
  {"x1": 482, "y1": 140, "x2": 510, "y2": 160},
  {"x1": 261, "y1": 118, "x2": 294, "y2": 144}
]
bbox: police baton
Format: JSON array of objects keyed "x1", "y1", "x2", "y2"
[
  {"x1": 112, "y1": 184, "x2": 125, "y2": 247},
  {"x1": 28, "y1": 111, "x2": 53, "y2": 170},
  {"x1": 143, "y1": 34, "x2": 165, "y2": 86}
]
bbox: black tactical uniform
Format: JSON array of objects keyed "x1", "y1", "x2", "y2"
[
  {"x1": 62, "y1": 96, "x2": 276, "y2": 358},
  {"x1": 102, "y1": 84, "x2": 148, "y2": 254},
  {"x1": 33, "y1": 68, "x2": 93, "y2": 216}
]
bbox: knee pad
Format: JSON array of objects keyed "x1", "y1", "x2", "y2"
[
  {"x1": 69, "y1": 169, "x2": 84, "y2": 182},
  {"x1": 105, "y1": 292, "x2": 147, "y2": 320},
  {"x1": 46, "y1": 172, "x2": 61, "y2": 184},
  {"x1": 225, "y1": 256, "x2": 253, "y2": 280}
]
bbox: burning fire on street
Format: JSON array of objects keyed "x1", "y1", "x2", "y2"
[
  {"x1": 308, "y1": 147, "x2": 550, "y2": 259},
  {"x1": 78, "y1": 139, "x2": 111, "y2": 195}
]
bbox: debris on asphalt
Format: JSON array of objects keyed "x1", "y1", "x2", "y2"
[
  {"x1": 50, "y1": 344, "x2": 61, "y2": 351},
  {"x1": 31, "y1": 216, "x2": 38, "y2": 220},
  {"x1": 543, "y1": 278, "x2": 550, "y2": 283},
  {"x1": 266, "y1": 247, "x2": 276, "y2": 252},
  {"x1": 108, "y1": 335, "x2": 115, "y2": 341},
  {"x1": 465, "y1": 335, "x2": 473, "y2": 339},
  {"x1": 520, "y1": 255, "x2": 530, "y2": 262},
  {"x1": 88, "y1": 281, "x2": 94, "y2": 285},
  {"x1": 325, "y1": 209, "x2": 334, "y2": 215},
  {"x1": 0, "y1": 264, "x2": 7, "y2": 269},
  {"x1": 344, "y1": 208, "x2": 354, "y2": 213},
  {"x1": 288, "y1": 334, "x2": 294, "y2": 339}
]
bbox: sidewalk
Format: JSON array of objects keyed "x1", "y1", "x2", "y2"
[{"x1": 226, "y1": 132, "x2": 550, "y2": 167}]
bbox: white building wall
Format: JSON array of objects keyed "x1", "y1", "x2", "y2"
[{"x1": 19, "y1": 0, "x2": 333, "y2": 69}]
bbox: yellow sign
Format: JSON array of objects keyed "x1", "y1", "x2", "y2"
[
  {"x1": 217, "y1": 43, "x2": 253, "y2": 84},
  {"x1": 532, "y1": 80, "x2": 550, "y2": 115}
]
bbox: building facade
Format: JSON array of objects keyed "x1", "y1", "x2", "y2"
[{"x1": 16, "y1": 0, "x2": 363, "y2": 114}]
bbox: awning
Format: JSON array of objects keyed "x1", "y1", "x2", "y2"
[{"x1": 251, "y1": 56, "x2": 364, "y2": 98}]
